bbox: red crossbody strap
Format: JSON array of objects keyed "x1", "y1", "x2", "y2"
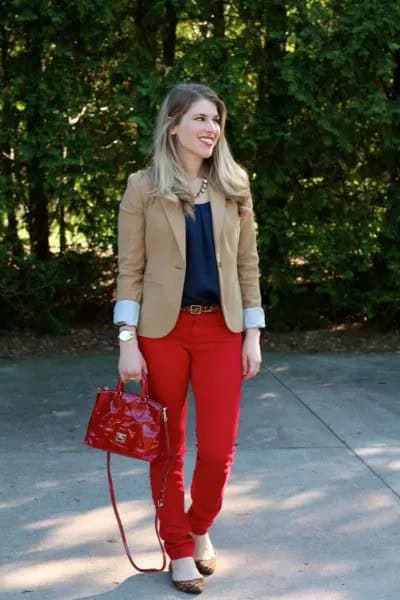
[{"x1": 106, "y1": 405, "x2": 171, "y2": 573}]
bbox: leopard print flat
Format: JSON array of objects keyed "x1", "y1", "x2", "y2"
[
  {"x1": 195, "y1": 555, "x2": 217, "y2": 576},
  {"x1": 169, "y1": 562, "x2": 205, "y2": 594}
]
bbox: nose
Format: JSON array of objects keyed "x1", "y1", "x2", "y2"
[{"x1": 206, "y1": 120, "x2": 218, "y2": 133}]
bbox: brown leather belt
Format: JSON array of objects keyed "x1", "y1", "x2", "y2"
[{"x1": 181, "y1": 304, "x2": 220, "y2": 314}]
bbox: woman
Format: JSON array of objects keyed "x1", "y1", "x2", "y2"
[{"x1": 113, "y1": 82, "x2": 265, "y2": 594}]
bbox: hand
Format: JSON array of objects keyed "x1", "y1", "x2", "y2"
[
  {"x1": 242, "y1": 328, "x2": 262, "y2": 381},
  {"x1": 118, "y1": 340, "x2": 148, "y2": 383}
]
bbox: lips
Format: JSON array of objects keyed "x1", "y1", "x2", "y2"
[{"x1": 199, "y1": 137, "x2": 215, "y2": 146}]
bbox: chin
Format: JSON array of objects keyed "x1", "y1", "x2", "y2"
[{"x1": 200, "y1": 148, "x2": 214, "y2": 159}]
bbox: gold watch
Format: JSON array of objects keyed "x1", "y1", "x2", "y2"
[{"x1": 118, "y1": 330, "x2": 136, "y2": 342}]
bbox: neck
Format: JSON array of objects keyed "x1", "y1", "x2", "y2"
[{"x1": 177, "y1": 152, "x2": 204, "y2": 180}]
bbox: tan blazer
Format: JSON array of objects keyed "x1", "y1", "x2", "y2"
[{"x1": 116, "y1": 168, "x2": 263, "y2": 337}]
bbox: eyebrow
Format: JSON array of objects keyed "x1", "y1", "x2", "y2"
[{"x1": 193, "y1": 112, "x2": 220, "y2": 118}]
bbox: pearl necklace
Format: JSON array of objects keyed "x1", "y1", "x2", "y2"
[{"x1": 194, "y1": 177, "x2": 208, "y2": 200}]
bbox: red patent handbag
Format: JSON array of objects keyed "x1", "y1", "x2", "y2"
[{"x1": 84, "y1": 376, "x2": 170, "y2": 572}]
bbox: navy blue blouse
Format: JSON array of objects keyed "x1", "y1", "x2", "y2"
[{"x1": 181, "y1": 202, "x2": 221, "y2": 307}]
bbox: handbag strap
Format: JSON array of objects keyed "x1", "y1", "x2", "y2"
[
  {"x1": 106, "y1": 403, "x2": 171, "y2": 573},
  {"x1": 117, "y1": 375, "x2": 149, "y2": 399}
]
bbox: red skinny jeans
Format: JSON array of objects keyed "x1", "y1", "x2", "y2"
[{"x1": 138, "y1": 309, "x2": 243, "y2": 559}]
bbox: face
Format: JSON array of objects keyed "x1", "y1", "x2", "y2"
[{"x1": 169, "y1": 98, "x2": 221, "y2": 163}]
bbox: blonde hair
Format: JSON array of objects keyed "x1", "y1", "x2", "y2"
[{"x1": 147, "y1": 82, "x2": 251, "y2": 216}]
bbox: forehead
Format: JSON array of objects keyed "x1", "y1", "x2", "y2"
[{"x1": 186, "y1": 98, "x2": 219, "y2": 117}]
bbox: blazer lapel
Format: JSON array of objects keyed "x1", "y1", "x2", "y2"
[
  {"x1": 209, "y1": 184, "x2": 225, "y2": 255},
  {"x1": 160, "y1": 184, "x2": 226, "y2": 261},
  {"x1": 161, "y1": 199, "x2": 186, "y2": 261}
]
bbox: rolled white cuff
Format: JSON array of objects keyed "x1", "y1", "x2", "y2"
[
  {"x1": 243, "y1": 306, "x2": 266, "y2": 329},
  {"x1": 113, "y1": 300, "x2": 140, "y2": 326}
]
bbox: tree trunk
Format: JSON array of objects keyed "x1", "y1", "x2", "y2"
[
  {"x1": 1, "y1": 26, "x2": 24, "y2": 256},
  {"x1": 1, "y1": 140, "x2": 23, "y2": 256},
  {"x1": 135, "y1": 0, "x2": 159, "y2": 59},
  {"x1": 24, "y1": 18, "x2": 50, "y2": 260},
  {"x1": 133, "y1": 0, "x2": 163, "y2": 160},
  {"x1": 27, "y1": 159, "x2": 50, "y2": 260},
  {"x1": 59, "y1": 201, "x2": 66, "y2": 254},
  {"x1": 162, "y1": 0, "x2": 177, "y2": 67},
  {"x1": 372, "y1": 49, "x2": 400, "y2": 282},
  {"x1": 251, "y1": 0, "x2": 289, "y2": 296},
  {"x1": 253, "y1": 1, "x2": 288, "y2": 214},
  {"x1": 208, "y1": 0, "x2": 227, "y2": 71},
  {"x1": 210, "y1": 0, "x2": 225, "y2": 39}
]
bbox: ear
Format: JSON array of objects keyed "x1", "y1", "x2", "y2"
[
  {"x1": 167, "y1": 116, "x2": 176, "y2": 135},
  {"x1": 169, "y1": 124, "x2": 177, "y2": 136}
]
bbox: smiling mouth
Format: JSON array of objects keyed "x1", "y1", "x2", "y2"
[{"x1": 199, "y1": 137, "x2": 215, "y2": 146}]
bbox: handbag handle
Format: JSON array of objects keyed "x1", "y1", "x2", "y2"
[
  {"x1": 116, "y1": 373, "x2": 149, "y2": 399},
  {"x1": 106, "y1": 375, "x2": 171, "y2": 573}
]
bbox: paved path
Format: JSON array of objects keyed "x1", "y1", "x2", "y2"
[{"x1": 0, "y1": 353, "x2": 399, "y2": 599}]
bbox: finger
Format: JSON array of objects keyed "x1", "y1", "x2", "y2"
[
  {"x1": 242, "y1": 351, "x2": 248, "y2": 377},
  {"x1": 121, "y1": 371, "x2": 139, "y2": 383},
  {"x1": 244, "y1": 362, "x2": 261, "y2": 380},
  {"x1": 118, "y1": 368, "x2": 126, "y2": 383},
  {"x1": 243, "y1": 371, "x2": 253, "y2": 381}
]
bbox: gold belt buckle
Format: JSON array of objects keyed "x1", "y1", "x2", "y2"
[{"x1": 189, "y1": 305, "x2": 202, "y2": 314}]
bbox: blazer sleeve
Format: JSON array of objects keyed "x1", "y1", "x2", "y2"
[
  {"x1": 237, "y1": 190, "x2": 266, "y2": 329},
  {"x1": 113, "y1": 171, "x2": 146, "y2": 326}
]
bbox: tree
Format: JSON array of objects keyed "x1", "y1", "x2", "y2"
[{"x1": 2, "y1": 0, "x2": 400, "y2": 331}]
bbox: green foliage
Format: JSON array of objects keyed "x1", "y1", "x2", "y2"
[
  {"x1": 0, "y1": 247, "x2": 115, "y2": 334},
  {"x1": 1, "y1": 0, "x2": 400, "y2": 332}
]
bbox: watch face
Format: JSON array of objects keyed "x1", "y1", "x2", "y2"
[{"x1": 119, "y1": 330, "x2": 133, "y2": 341}]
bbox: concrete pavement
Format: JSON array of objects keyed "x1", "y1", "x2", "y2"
[{"x1": 0, "y1": 352, "x2": 399, "y2": 599}]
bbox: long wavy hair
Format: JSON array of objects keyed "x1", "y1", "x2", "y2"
[{"x1": 147, "y1": 82, "x2": 251, "y2": 216}]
